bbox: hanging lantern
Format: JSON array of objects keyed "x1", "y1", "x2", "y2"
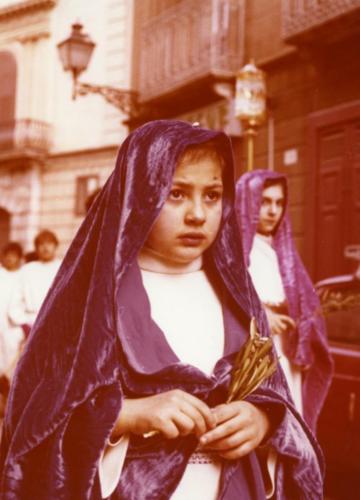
[
  {"x1": 57, "y1": 22, "x2": 96, "y2": 81},
  {"x1": 234, "y1": 61, "x2": 267, "y2": 171},
  {"x1": 235, "y1": 61, "x2": 266, "y2": 127}
]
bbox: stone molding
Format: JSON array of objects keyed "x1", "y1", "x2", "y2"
[{"x1": 0, "y1": 0, "x2": 56, "y2": 21}]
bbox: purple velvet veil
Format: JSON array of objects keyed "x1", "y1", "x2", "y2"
[
  {"x1": 0, "y1": 122, "x2": 323, "y2": 499},
  {"x1": 235, "y1": 169, "x2": 333, "y2": 430}
]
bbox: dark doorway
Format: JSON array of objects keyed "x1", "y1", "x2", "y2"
[
  {"x1": 0, "y1": 208, "x2": 10, "y2": 249},
  {"x1": 307, "y1": 101, "x2": 360, "y2": 281}
]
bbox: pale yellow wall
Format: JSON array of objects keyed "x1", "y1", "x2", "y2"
[
  {"x1": 0, "y1": 0, "x2": 20, "y2": 6},
  {"x1": 0, "y1": 0, "x2": 134, "y2": 150},
  {"x1": 51, "y1": 0, "x2": 133, "y2": 152},
  {"x1": 39, "y1": 148, "x2": 118, "y2": 256},
  {"x1": 0, "y1": 0, "x2": 134, "y2": 252}
]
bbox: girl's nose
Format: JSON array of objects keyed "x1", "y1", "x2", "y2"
[
  {"x1": 269, "y1": 202, "x2": 277, "y2": 215},
  {"x1": 185, "y1": 200, "x2": 206, "y2": 224}
]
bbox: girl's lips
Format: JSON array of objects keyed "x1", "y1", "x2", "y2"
[
  {"x1": 264, "y1": 219, "x2": 277, "y2": 225},
  {"x1": 178, "y1": 233, "x2": 206, "y2": 246}
]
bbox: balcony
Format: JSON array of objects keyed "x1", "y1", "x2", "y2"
[
  {"x1": 282, "y1": 0, "x2": 360, "y2": 45},
  {"x1": 136, "y1": 0, "x2": 244, "y2": 111},
  {"x1": 0, "y1": 119, "x2": 52, "y2": 157}
]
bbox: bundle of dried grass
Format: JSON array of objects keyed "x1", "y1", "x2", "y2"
[{"x1": 226, "y1": 318, "x2": 278, "y2": 403}]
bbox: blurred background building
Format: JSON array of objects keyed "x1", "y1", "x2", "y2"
[
  {"x1": 0, "y1": 0, "x2": 359, "y2": 281},
  {"x1": 0, "y1": 0, "x2": 133, "y2": 255}
]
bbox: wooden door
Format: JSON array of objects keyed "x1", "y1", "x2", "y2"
[
  {"x1": 350, "y1": 122, "x2": 360, "y2": 252},
  {"x1": 307, "y1": 102, "x2": 360, "y2": 281}
]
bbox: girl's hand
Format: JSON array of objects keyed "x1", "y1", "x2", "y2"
[
  {"x1": 199, "y1": 401, "x2": 270, "y2": 460},
  {"x1": 264, "y1": 307, "x2": 295, "y2": 335},
  {"x1": 112, "y1": 390, "x2": 216, "y2": 440}
]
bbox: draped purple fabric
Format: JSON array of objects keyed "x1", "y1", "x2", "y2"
[
  {"x1": 235, "y1": 169, "x2": 333, "y2": 431},
  {"x1": 0, "y1": 122, "x2": 323, "y2": 499}
]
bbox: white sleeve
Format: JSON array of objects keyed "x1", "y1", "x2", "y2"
[
  {"x1": 265, "y1": 448, "x2": 277, "y2": 498},
  {"x1": 98, "y1": 435, "x2": 130, "y2": 498},
  {"x1": 7, "y1": 274, "x2": 36, "y2": 327},
  {"x1": 258, "y1": 446, "x2": 277, "y2": 499}
]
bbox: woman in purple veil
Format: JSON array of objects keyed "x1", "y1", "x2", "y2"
[
  {"x1": 235, "y1": 169, "x2": 333, "y2": 431},
  {"x1": 0, "y1": 122, "x2": 324, "y2": 499}
]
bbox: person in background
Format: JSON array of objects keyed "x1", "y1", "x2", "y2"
[
  {"x1": 235, "y1": 170, "x2": 333, "y2": 431},
  {"x1": 0, "y1": 122, "x2": 323, "y2": 499},
  {"x1": 0, "y1": 242, "x2": 23, "y2": 417},
  {"x1": 0, "y1": 242, "x2": 23, "y2": 273},
  {"x1": 24, "y1": 250, "x2": 38, "y2": 263},
  {"x1": 8, "y1": 230, "x2": 61, "y2": 332}
]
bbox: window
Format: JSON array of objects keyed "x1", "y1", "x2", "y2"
[{"x1": 74, "y1": 175, "x2": 99, "y2": 216}]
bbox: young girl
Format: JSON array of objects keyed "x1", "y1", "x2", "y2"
[
  {"x1": 235, "y1": 170, "x2": 333, "y2": 431},
  {"x1": 0, "y1": 121, "x2": 323, "y2": 499}
]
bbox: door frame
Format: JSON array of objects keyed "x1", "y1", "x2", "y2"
[{"x1": 305, "y1": 100, "x2": 360, "y2": 280}]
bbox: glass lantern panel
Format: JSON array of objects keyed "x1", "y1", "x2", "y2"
[{"x1": 68, "y1": 40, "x2": 94, "y2": 73}]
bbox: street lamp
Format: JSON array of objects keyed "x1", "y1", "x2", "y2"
[
  {"x1": 235, "y1": 61, "x2": 266, "y2": 171},
  {"x1": 57, "y1": 22, "x2": 139, "y2": 118}
]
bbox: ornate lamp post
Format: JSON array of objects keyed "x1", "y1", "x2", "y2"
[
  {"x1": 57, "y1": 22, "x2": 139, "y2": 118},
  {"x1": 235, "y1": 61, "x2": 266, "y2": 172}
]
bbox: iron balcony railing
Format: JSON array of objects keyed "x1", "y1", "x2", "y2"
[
  {"x1": 0, "y1": 119, "x2": 52, "y2": 154},
  {"x1": 137, "y1": 0, "x2": 245, "y2": 102},
  {"x1": 282, "y1": 0, "x2": 360, "y2": 42}
]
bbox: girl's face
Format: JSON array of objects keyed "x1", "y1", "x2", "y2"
[
  {"x1": 257, "y1": 183, "x2": 285, "y2": 235},
  {"x1": 143, "y1": 155, "x2": 224, "y2": 266}
]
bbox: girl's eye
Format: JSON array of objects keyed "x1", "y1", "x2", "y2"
[
  {"x1": 169, "y1": 189, "x2": 185, "y2": 200},
  {"x1": 205, "y1": 191, "x2": 222, "y2": 202}
]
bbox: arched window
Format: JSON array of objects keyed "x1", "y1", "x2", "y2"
[{"x1": 0, "y1": 51, "x2": 17, "y2": 150}]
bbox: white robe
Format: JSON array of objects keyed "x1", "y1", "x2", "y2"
[
  {"x1": 0, "y1": 267, "x2": 23, "y2": 376},
  {"x1": 99, "y1": 268, "x2": 276, "y2": 499},
  {"x1": 8, "y1": 259, "x2": 61, "y2": 328},
  {"x1": 248, "y1": 234, "x2": 303, "y2": 414}
]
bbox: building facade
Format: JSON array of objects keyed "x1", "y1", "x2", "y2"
[
  {"x1": 1, "y1": 0, "x2": 359, "y2": 280},
  {"x1": 0, "y1": 0, "x2": 134, "y2": 255},
  {"x1": 131, "y1": 0, "x2": 360, "y2": 282}
]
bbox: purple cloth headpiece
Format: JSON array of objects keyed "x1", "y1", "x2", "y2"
[{"x1": 235, "y1": 169, "x2": 333, "y2": 429}]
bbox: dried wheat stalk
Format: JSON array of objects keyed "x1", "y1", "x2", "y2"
[{"x1": 226, "y1": 318, "x2": 278, "y2": 403}]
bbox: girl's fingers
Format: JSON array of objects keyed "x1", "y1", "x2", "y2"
[
  {"x1": 278, "y1": 314, "x2": 295, "y2": 329},
  {"x1": 181, "y1": 392, "x2": 217, "y2": 430},
  {"x1": 158, "y1": 419, "x2": 181, "y2": 439},
  {"x1": 151, "y1": 390, "x2": 215, "y2": 437},
  {"x1": 210, "y1": 403, "x2": 239, "y2": 425},
  {"x1": 284, "y1": 316, "x2": 296, "y2": 329},
  {"x1": 176, "y1": 401, "x2": 208, "y2": 436},
  {"x1": 217, "y1": 441, "x2": 254, "y2": 459},
  {"x1": 202, "y1": 428, "x2": 251, "y2": 451},
  {"x1": 172, "y1": 411, "x2": 197, "y2": 436},
  {"x1": 199, "y1": 414, "x2": 245, "y2": 446}
]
